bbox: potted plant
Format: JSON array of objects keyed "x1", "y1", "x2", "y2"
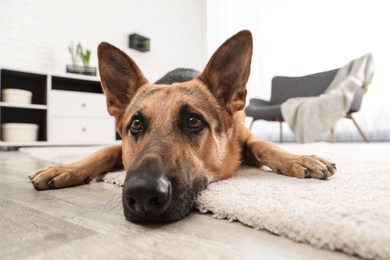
[{"x1": 66, "y1": 42, "x2": 96, "y2": 76}]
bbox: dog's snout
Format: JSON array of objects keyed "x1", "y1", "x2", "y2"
[
  {"x1": 122, "y1": 154, "x2": 208, "y2": 222},
  {"x1": 124, "y1": 174, "x2": 171, "y2": 215}
]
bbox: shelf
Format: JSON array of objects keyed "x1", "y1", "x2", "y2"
[
  {"x1": 0, "y1": 141, "x2": 50, "y2": 148},
  {"x1": 0, "y1": 140, "x2": 120, "y2": 148},
  {"x1": 0, "y1": 69, "x2": 47, "y2": 105},
  {"x1": 1, "y1": 107, "x2": 47, "y2": 142},
  {"x1": 0, "y1": 102, "x2": 47, "y2": 110},
  {"x1": 51, "y1": 76, "x2": 103, "y2": 93}
]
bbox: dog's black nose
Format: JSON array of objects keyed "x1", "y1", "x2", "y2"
[{"x1": 122, "y1": 158, "x2": 172, "y2": 221}]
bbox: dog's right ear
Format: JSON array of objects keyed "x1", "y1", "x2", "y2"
[
  {"x1": 198, "y1": 30, "x2": 252, "y2": 114},
  {"x1": 98, "y1": 42, "x2": 148, "y2": 134}
]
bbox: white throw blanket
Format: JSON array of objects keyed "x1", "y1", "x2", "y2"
[{"x1": 281, "y1": 53, "x2": 375, "y2": 143}]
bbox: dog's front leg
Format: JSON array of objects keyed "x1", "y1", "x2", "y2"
[
  {"x1": 29, "y1": 145, "x2": 123, "y2": 190},
  {"x1": 244, "y1": 140, "x2": 336, "y2": 180}
]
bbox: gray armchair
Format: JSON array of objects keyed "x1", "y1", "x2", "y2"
[{"x1": 245, "y1": 69, "x2": 368, "y2": 142}]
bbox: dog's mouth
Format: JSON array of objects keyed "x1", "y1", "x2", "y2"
[{"x1": 121, "y1": 162, "x2": 208, "y2": 223}]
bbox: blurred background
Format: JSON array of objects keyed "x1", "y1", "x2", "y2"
[{"x1": 1, "y1": 0, "x2": 389, "y2": 142}]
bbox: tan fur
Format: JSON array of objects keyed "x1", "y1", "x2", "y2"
[{"x1": 29, "y1": 30, "x2": 336, "y2": 222}]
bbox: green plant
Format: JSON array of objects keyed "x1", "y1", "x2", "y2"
[
  {"x1": 137, "y1": 39, "x2": 148, "y2": 49},
  {"x1": 68, "y1": 42, "x2": 91, "y2": 68},
  {"x1": 79, "y1": 46, "x2": 91, "y2": 68},
  {"x1": 68, "y1": 42, "x2": 80, "y2": 67}
]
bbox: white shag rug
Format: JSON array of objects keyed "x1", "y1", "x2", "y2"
[{"x1": 20, "y1": 143, "x2": 390, "y2": 260}]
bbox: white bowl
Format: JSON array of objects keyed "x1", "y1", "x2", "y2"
[
  {"x1": 2, "y1": 88, "x2": 33, "y2": 104},
  {"x1": 1, "y1": 123, "x2": 39, "y2": 142}
]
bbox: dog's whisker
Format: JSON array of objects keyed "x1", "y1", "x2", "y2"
[{"x1": 102, "y1": 186, "x2": 123, "y2": 215}]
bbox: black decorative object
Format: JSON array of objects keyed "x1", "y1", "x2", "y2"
[
  {"x1": 66, "y1": 65, "x2": 97, "y2": 76},
  {"x1": 129, "y1": 34, "x2": 150, "y2": 52}
]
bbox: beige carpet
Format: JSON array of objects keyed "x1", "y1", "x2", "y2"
[{"x1": 20, "y1": 143, "x2": 390, "y2": 260}]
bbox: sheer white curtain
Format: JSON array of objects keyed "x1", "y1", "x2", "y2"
[{"x1": 207, "y1": 0, "x2": 390, "y2": 142}]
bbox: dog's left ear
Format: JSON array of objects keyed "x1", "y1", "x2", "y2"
[
  {"x1": 199, "y1": 30, "x2": 252, "y2": 113},
  {"x1": 98, "y1": 42, "x2": 148, "y2": 134}
]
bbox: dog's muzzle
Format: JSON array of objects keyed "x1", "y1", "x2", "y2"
[
  {"x1": 122, "y1": 154, "x2": 209, "y2": 222},
  {"x1": 122, "y1": 156, "x2": 173, "y2": 222},
  {"x1": 123, "y1": 171, "x2": 171, "y2": 218}
]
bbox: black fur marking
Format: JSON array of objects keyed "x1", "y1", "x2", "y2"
[
  {"x1": 155, "y1": 68, "x2": 200, "y2": 85},
  {"x1": 177, "y1": 104, "x2": 207, "y2": 138}
]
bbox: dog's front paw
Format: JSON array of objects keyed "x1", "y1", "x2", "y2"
[
  {"x1": 282, "y1": 155, "x2": 336, "y2": 180},
  {"x1": 29, "y1": 166, "x2": 93, "y2": 190}
]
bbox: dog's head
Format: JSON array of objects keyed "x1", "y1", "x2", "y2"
[{"x1": 98, "y1": 30, "x2": 252, "y2": 222}]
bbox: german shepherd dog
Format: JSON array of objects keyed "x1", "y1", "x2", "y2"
[{"x1": 29, "y1": 30, "x2": 336, "y2": 222}]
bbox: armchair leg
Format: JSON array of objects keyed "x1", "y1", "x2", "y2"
[
  {"x1": 249, "y1": 119, "x2": 255, "y2": 130},
  {"x1": 330, "y1": 128, "x2": 336, "y2": 143},
  {"x1": 279, "y1": 120, "x2": 283, "y2": 143},
  {"x1": 346, "y1": 113, "x2": 370, "y2": 143}
]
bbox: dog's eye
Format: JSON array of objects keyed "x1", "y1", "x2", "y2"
[
  {"x1": 127, "y1": 113, "x2": 147, "y2": 140},
  {"x1": 178, "y1": 106, "x2": 207, "y2": 136},
  {"x1": 130, "y1": 118, "x2": 143, "y2": 134},
  {"x1": 187, "y1": 116, "x2": 203, "y2": 130},
  {"x1": 131, "y1": 119, "x2": 142, "y2": 131}
]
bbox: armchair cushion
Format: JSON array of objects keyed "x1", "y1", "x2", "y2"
[
  {"x1": 245, "y1": 99, "x2": 281, "y2": 119},
  {"x1": 270, "y1": 69, "x2": 338, "y2": 104}
]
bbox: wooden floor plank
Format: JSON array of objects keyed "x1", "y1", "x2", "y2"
[{"x1": 0, "y1": 198, "x2": 95, "y2": 259}]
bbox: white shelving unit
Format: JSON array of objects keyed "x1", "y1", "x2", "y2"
[
  {"x1": 0, "y1": 68, "x2": 117, "y2": 148},
  {"x1": 0, "y1": 102, "x2": 48, "y2": 110}
]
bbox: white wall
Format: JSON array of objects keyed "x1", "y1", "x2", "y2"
[{"x1": 0, "y1": 0, "x2": 207, "y2": 82}]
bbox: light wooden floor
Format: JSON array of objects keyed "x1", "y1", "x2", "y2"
[{"x1": 0, "y1": 150, "x2": 358, "y2": 260}]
